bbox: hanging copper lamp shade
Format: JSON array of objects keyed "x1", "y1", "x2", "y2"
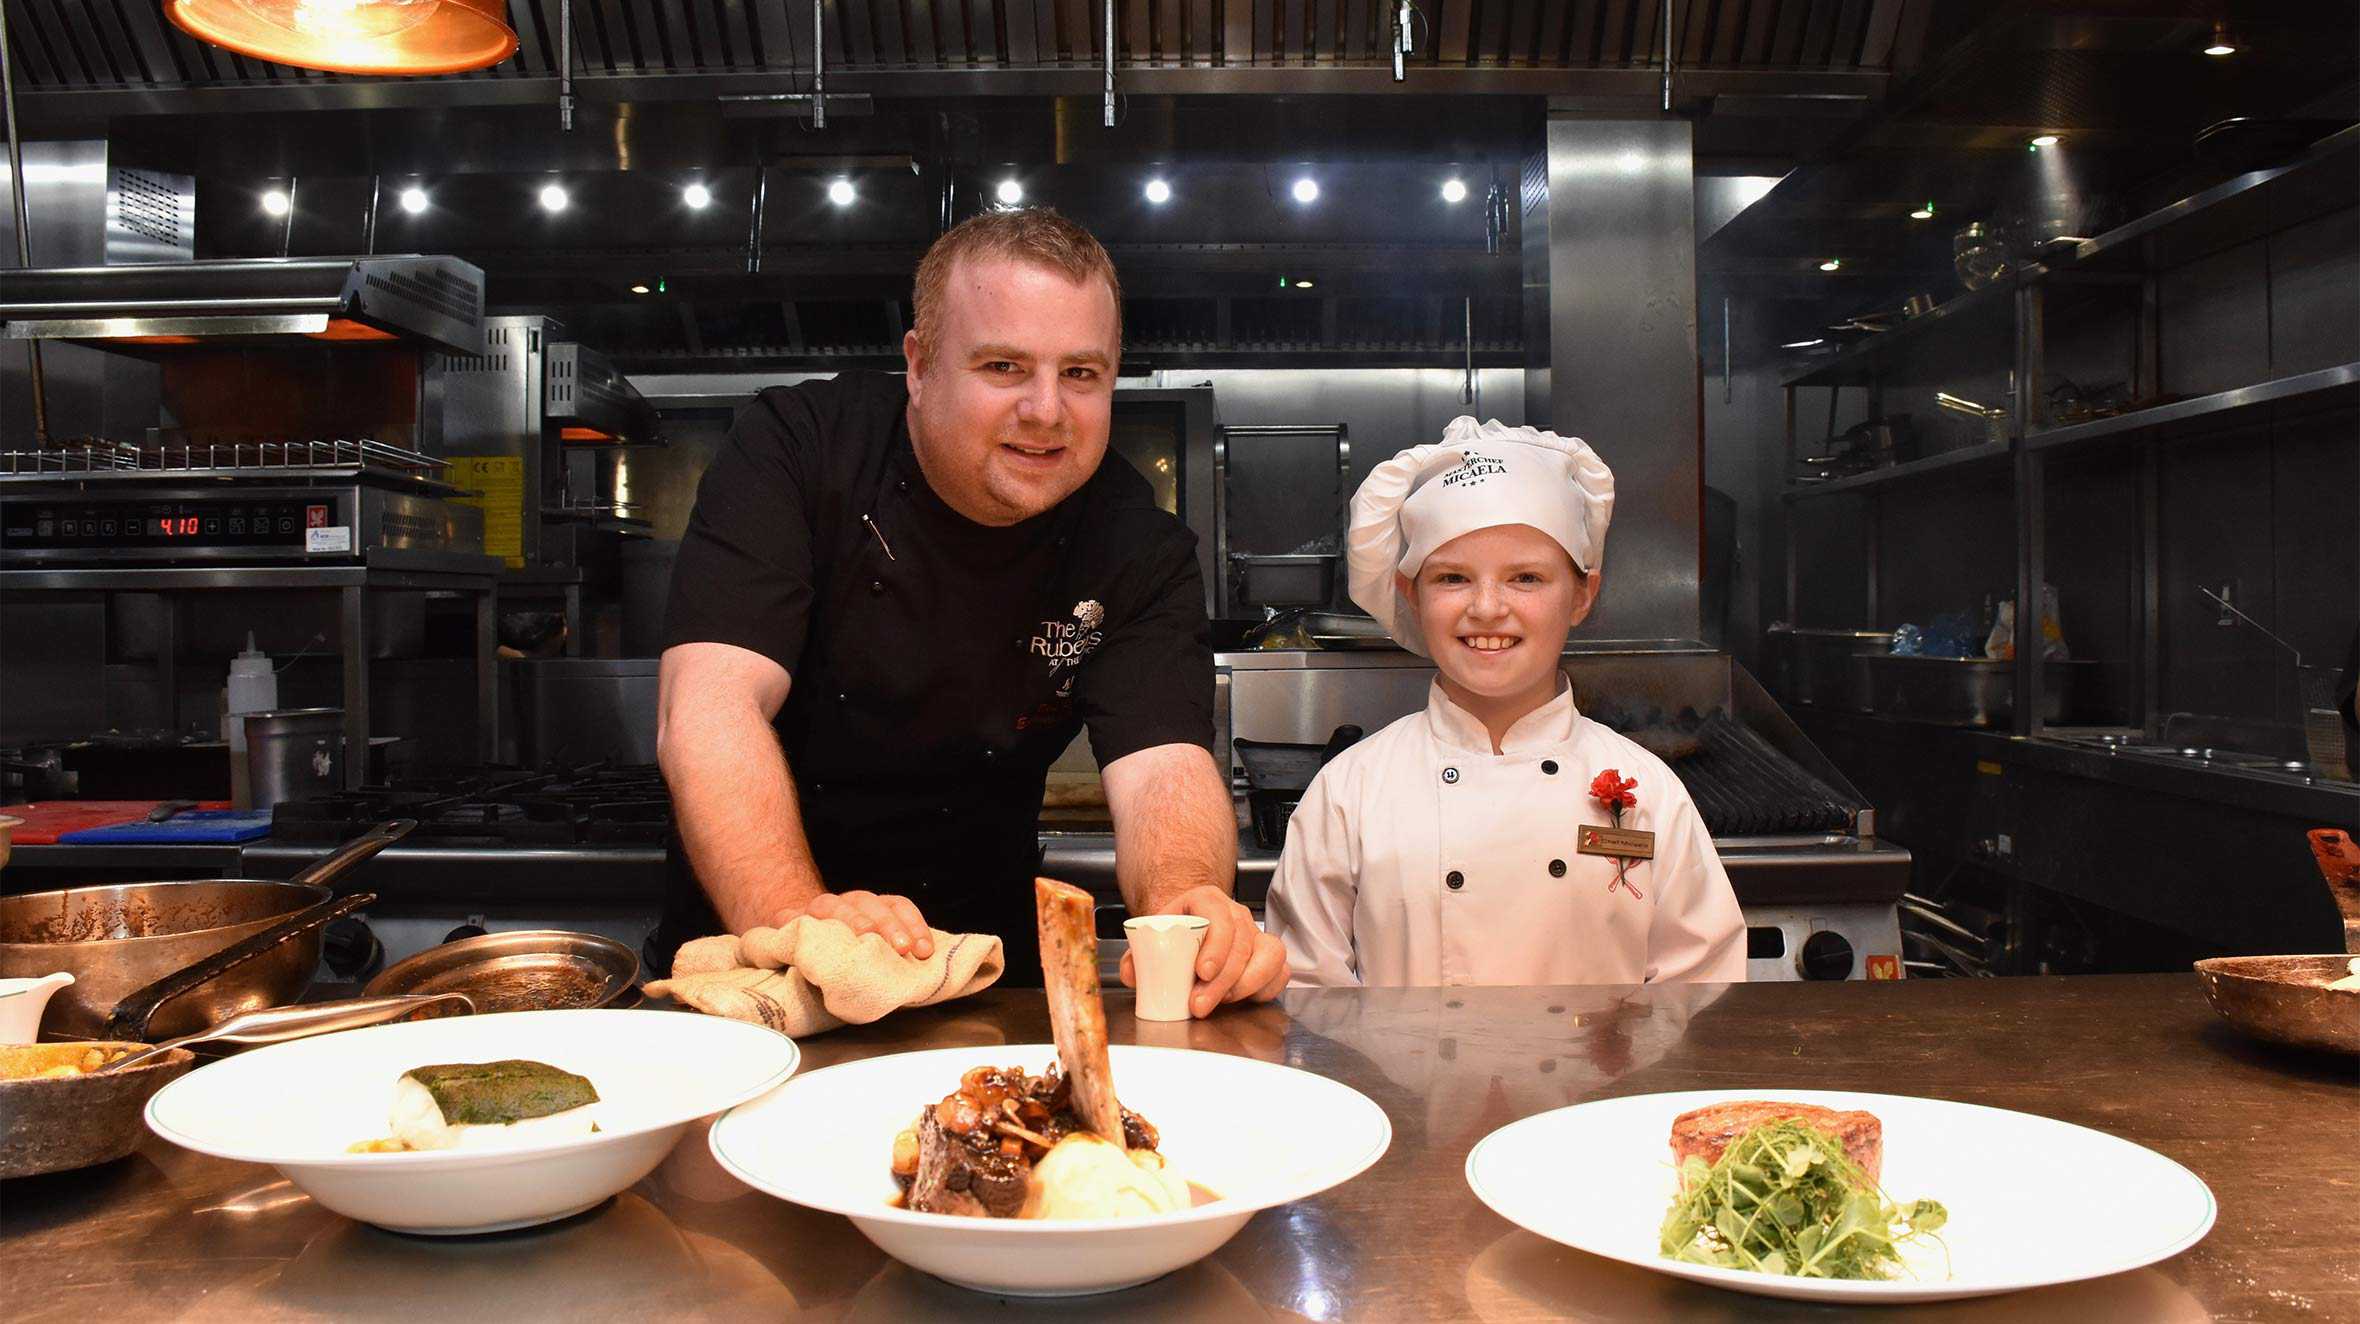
[{"x1": 165, "y1": 0, "x2": 518, "y2": 77}]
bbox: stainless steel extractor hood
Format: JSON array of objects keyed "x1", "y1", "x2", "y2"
[{"x1": 0, "y1": 255, "x2": 487, "y2": 356}]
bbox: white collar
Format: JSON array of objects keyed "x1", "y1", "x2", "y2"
[{"x1": 1422, "y1": 675, "x2": 1580, "y2": 755}]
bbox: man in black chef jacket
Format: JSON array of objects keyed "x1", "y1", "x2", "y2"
[{"x1": 654, "y1": 207, "x2": 1288, "y2": 1012}]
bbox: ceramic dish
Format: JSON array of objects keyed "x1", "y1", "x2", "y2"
[
  {"x1": 1466, "y1": 1088, "x2": 2215, "y2": 1305},
  {"x1": 145, "y1": 1008, "x2": 799, "y2": 1233},
  {"x1": 710, "y1": 1043, "x2": 1391, "y2": 1296}
]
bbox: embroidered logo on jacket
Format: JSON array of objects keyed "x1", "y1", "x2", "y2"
[{"x1": 1030, "y1": 598, "x2": 1106, "y2": 673}]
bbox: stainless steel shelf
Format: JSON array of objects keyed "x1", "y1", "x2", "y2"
[
  {"x1": 1782, "y1": 439, "x2": 2013, "y2": 501},
  {"x1": 1777, "y1": 128, "x2": 2358, "y2": 397},
  {"x1": 1780, "y1": 281, "x2": 2017, "y2": 389},
  {"x1": 0, "y1": 549, "x2": 501, "y2": 591},
  {"x1": 2025, "y1": 361, "x2": 2360, "y2": 454},
  {"x1": 2058, "y1": 124, "x2": 2360, "y2": 275}
]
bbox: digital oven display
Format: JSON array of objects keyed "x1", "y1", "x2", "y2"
[{"x1": 0, "y1": 499, "x2": 332, "y2": 549}]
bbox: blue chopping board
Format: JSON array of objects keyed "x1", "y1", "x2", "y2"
[{"x1": 59, "y1": 811, "x2": 275, "y2": 843}]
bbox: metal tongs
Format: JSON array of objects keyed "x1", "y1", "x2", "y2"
[{"x1": 100, "y1": 993, "x2": 476, "y2": 1074}]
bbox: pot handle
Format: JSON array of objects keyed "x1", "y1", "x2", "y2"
[
  {"x1": 101, "y1": 890, "x2": 378, "y2": 1043},
  {"x1": 102, "y1": 992, "x2": 474, "y2": 1074},
  {"x1": 285, "y1": 818, "x2": 418, "y2": 893}
]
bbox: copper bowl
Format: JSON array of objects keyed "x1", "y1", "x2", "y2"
[
  {"x1": 0, "y1": 1041, "x2": 197, "y2": 1177},
  {"x1": 2193, "y1": 955, "x2": 2360, "y2": 1055},
  {"x1": 0, "y1": 880, "x2": 331, "y2": 1040}
]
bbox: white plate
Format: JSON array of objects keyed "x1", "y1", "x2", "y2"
[
  {"x1": 709, "y1": 1043, "x2": 1392, "y2": 1296},
  {"x1": 1464, "y1": 1088, "x2": 2216, "y2": 1305},
  {"x1": 146, "y1": 1009, "x2": 799, "y2": 1234}
]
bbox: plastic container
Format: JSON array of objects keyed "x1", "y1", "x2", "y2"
[{"x1": 223, "y1": 634, "x2": 279, "y2": 809}]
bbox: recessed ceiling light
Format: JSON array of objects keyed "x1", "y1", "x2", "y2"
[
  {"x1": 1440, "y1": 178, "x2": 1467, "y2": 204},
  {"x1": 682, "y1": 182, "x2": 712, "y2": 209},
  {"x1": 995, "y1": 178, "x2": 1025, "y2": 206},
  {"x1": 397, "y1": 186, "x2": 429, "y2": 214},
  {"x1": 1909, "y1": 201, "x2": 1935, "y2": 220},
  {"x1": 260, "y1": 189, "x2": 289, "y2": 217},
  {"x1": 1295, "y1": 278, "x2": 1316, "y2": 289},
  {"x1": 1781, "y1": 338, "x2": 1827, "y2": 349},
  {"x1": 1291, "y1": 177, "x2": 1319, "y2": 204},
  {"x1": 827, "y1": 178, "x2": 856, "y2": 206},
  {"x1": 2029, "y1": 134, "x2": 2060, "y2": 149},
  {"x1": 2203, "y1": 22, "x2": 2235, "y2": 56},
  {"x1": 1818, "y1": 258, "x2": 1841, "y2": 272},
  {"x1": 629, "y1": 283, "x2": 650, "y2": 295},
  {"x1": 539, "y1": 183, "x2": 569, "y2": 213},
  {"x1": 1143, "y1": 178, "x2": 1172, "y2": 205}
]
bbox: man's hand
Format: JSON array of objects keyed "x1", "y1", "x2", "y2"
[
  {"x1": 798, "y1": 890, "x2": 935, "y2": 960},
  {"x1": 1119, "y1": 884, "x2": 1288, "y2": 1016}
]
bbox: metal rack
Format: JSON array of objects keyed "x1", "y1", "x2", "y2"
[
  {"x1": 1776, "y1": 126, "x2": 2360, "y2": 744},
  {"x1": 0, "y1": 555, "x2": 500, "y2": 786},
  {"x1": 0, "y1": 438, "x2": 453, "y2": 482}
]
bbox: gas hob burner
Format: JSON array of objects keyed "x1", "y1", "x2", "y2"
[{"x1": 270, "y1": 763, "x2": 670, "y2": 847}]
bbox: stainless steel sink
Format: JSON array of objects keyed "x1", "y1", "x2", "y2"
[{"x1": 2041, "y1": 729, "x2": 2322, "y2": 783}]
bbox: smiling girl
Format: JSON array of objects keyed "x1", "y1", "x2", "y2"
[{"x1": 1265, "y1": 418, "x2": 1745, "y2": 987}]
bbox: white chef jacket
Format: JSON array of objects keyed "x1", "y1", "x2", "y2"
[{"x1": 1265, "y1": 679, "x2": 1746, "y2": 987}]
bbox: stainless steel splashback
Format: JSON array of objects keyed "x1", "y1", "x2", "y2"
[
  {"x1": 0, "y1": 142, "x2": 170, "y2": 447},
  {"x1": 1217, "y1": 647, "x2": 1870, "y2": 816},
  {"x1": 1523, "y1": 118, "x2": 1704, "y2": 645}
]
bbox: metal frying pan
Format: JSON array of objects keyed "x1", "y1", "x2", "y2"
[
  {"x1": 0, "y1": 820, "x2": 417, "y2": 1040},
  {"x1": 364, "y1": 930, "x2": 640, "y2": 1014}
]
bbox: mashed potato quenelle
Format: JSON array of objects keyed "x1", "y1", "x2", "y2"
[{"x1": 1018, "y1": 1133, "x2": 1192, "y2": 1219}]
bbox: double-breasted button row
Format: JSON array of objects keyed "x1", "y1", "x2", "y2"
[{"x1": 1444, "y1": 861, "x2": 1571, "y2": 888}]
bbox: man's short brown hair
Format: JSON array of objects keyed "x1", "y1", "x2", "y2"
[{"x1": 910, "y1": 206, "x2": 1123, "y2": 357}]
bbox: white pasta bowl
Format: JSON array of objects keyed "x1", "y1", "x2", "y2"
[
  {"x1": 145, "y1": 1009, "x2": 799, "y2": 1235},
  {"x1": 709, "y1": 1042, "x2": 1392, "y2": 1296}
]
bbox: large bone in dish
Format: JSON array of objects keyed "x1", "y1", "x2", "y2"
[{"x1": 1034, "y1": 876, "x2": 1125, "y2": 1146}]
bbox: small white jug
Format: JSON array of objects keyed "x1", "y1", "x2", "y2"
[{"x1": 0, "y1": 972, "x2": 74, "y2": 1044}]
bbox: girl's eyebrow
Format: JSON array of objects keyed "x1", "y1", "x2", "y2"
[{"x1": 1426, "y1": 560, "x2": 1556, "y2": 574}]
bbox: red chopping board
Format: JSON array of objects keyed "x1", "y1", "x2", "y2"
[{"x1": 1, "y1": 801, "x2": 234, "y2": 844}]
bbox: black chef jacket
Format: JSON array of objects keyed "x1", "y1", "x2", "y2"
[{"x1": 654, "y1": 371, "x2": 1213, "y2": 982}]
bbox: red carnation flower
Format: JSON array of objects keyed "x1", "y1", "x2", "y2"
[{"x1": 1590, "y1": 769, "x2": 1638, "y2": 811}]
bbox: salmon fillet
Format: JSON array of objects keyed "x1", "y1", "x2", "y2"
[{"x1": 1669, "y1": 1101, "x2": 1883, "y2": 1182}]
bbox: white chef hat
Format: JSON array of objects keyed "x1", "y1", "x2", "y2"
[{"x1": 1346, "y1": 416, "x2": 1615, "y2": 656}]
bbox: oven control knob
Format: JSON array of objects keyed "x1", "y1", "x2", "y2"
[{"x1": 1797, "y1": 930, "x2": 1856, "y2": 981}]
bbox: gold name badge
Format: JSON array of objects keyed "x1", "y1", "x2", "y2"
[{"x1": 1577, "y1": 825, "x2": 1656, "y2": 860}]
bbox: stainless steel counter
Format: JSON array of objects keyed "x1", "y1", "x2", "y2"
[
  {"x1": 238, "y1": 842, "x2": 665, "y2": 906},
  {"x1": 1, "y1": 841, "x2": 666, "y2": 906},
  {"x1": 3, "y1": 976, "x2": 2349, "y2": 1321},
  {"x1": 1989, "y1": 730, "x2": 2359, "y2": 820}
]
